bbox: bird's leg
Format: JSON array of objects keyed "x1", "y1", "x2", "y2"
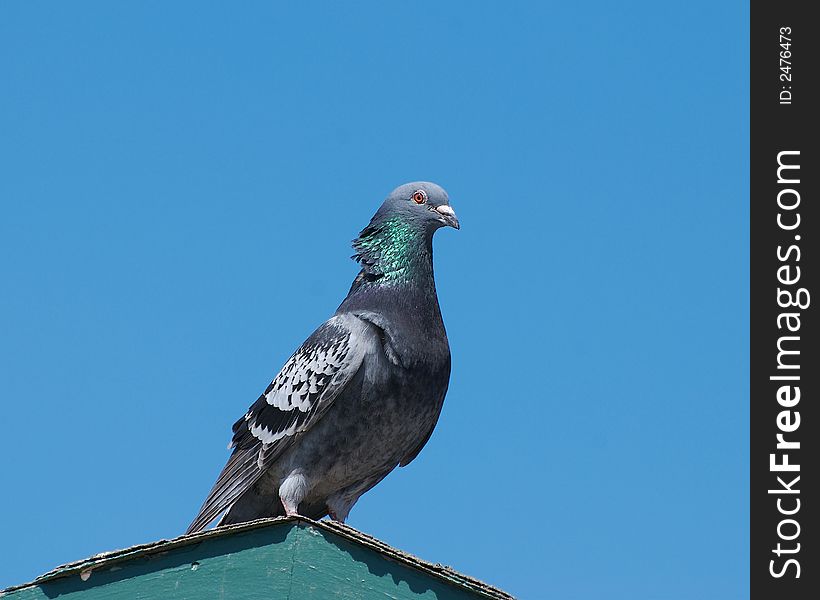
[
  {"x1": 326, "y1": 494, "x2": 354, "y2": 523},
  {"x1": 281, "y1": 498, "x2": 300, "y2": 517},
  {"x1": 279, "y1": 469, "x2": 309, "y2": 517}
]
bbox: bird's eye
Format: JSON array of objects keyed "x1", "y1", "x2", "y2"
[{"x1": 412, "y1": 190, "x2": 427, "y2": 204}]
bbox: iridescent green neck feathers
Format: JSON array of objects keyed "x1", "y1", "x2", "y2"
[{"x1": 351, "y1": 217, "x2": 433, "y2": 286}]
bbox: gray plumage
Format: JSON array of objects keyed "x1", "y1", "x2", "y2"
[{"x1": 187, "y1": 182, "x2": 459, "y2": 533}]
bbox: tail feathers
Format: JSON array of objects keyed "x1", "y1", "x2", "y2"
[
  {"x1": 216, "y1": 489, "x2": 286, "y2": 527},
  {"x1": 188, "y1": 476, "x2": 334, "y2": 534},
  {"x1": 186, "y1": 446, "x2": 265, "y2": 534}
]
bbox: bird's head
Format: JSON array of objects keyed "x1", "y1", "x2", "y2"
[
  {"x1": 373, "y1": 181, "x2": 460, "y2": 232},
  {"x1": 350, "y1": 181, "x2": 459, "y2": 284}
]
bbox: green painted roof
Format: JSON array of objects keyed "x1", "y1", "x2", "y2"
[{"x1": 2, "y1": 517, "x2": 514, "y2": 599}]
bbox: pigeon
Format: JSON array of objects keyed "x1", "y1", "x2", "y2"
[{"x1": 187, "y1": 182, "x2": 459, "y2": 533}]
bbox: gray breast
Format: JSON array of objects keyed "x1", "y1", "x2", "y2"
[{"x1": 281, "y1": 328, "x2": 446, "y2": 500}]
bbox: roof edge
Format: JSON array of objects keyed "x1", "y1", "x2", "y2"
[{"x1": 1, "y1": 517, "x2": 513, "y2": 600}]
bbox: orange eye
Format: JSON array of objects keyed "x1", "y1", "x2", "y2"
[{"x1": 412, "y1": 190, "x2": 427, "y2": 204}]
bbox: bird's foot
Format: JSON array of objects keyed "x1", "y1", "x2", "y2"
[
  {"x1": 279, "y1": 469, "x2": 308, "y2": 517},
  {"x1": 328, "y1": 508, "x2": 345, "y2": 523},
  {"x1": 280, "y1": 494, "x2": 300, "y2": 517}
]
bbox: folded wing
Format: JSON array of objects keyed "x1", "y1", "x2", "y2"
[{"x1": 186, "y1": 315, "x2": 370, "y2": 533}]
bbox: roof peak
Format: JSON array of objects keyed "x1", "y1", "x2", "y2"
[{"x1": 3, "y1": 517, "x2": 514, "y2": 600}]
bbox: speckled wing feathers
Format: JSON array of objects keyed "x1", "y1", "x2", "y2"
[
  {"x1": 186, "y1": 316, "x2": 369, "y2": 534},
  {"x1": 237, "y1": 326, "x2": 354, "y2": 449}
]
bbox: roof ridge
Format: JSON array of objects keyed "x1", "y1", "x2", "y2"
[{"x1": 2, "y1": 517, "x2": 514, "y2": 600}]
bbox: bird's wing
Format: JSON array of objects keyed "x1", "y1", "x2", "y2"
[{"x1": 186, "y1": 315, "x2": 372, "y2": 534}]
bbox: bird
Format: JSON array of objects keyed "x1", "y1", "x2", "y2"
[{"x1": 187, "y1": 182, "x2": 459, "y2": 534}]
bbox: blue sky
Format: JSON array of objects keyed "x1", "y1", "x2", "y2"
[{"x1": 0, "y1": 2, "x2": 749, "y2": 598}]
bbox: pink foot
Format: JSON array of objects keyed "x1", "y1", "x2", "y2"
[{"x1": 282, "y1": 500, "x2": 300, "y2": 517}]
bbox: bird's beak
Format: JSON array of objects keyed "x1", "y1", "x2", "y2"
[{"x1": 435, "y1": 204, "x2": 460, "y2": 230}]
